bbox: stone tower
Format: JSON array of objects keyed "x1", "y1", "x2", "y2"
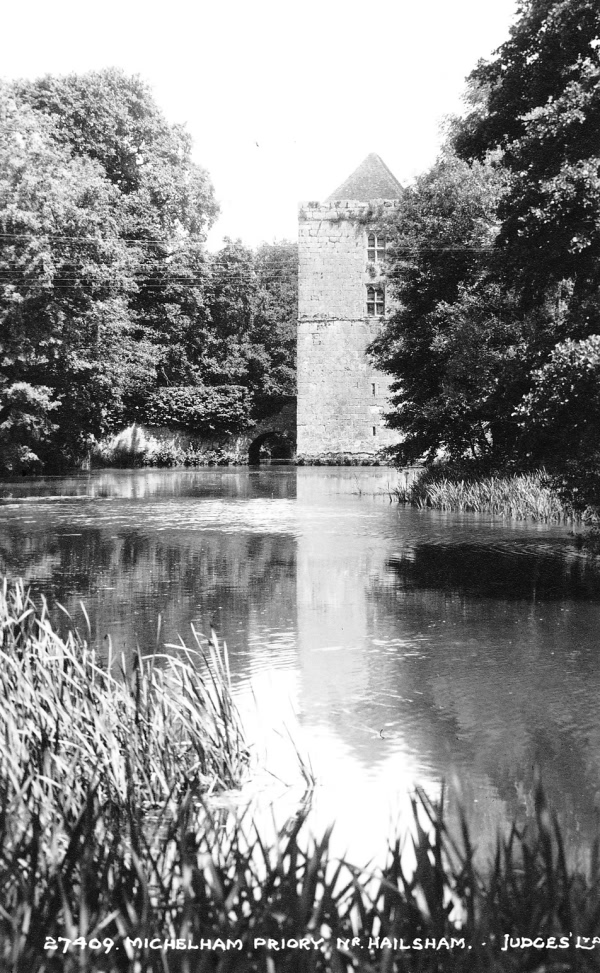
[{"x1": 297, "y1": 153, "x2": 403, "y2": 463}]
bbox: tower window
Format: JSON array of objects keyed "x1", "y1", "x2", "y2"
[
  {"x1": 372, "y1": 426, "x2": 377, "y2": 436},
  {"x1": 366, "y1": 285, "x2": 385, "y2": 317},
  {"x1": 367, "y1": 234, "x2": 386, "y2": 262},
  {"x1": 372, "y1": 383, "x2": 376, "y2": 397}
]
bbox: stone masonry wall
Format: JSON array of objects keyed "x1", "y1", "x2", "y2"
[{"x1": 297, "y1": 200, "x2": 402, "y2": 461}]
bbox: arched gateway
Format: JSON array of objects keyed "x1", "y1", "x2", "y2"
[{"x1": 240, "y1": 400, "x2": 296, "y2": 465}]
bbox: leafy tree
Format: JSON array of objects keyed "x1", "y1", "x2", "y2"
[
  {"x1": 372, "y1": 0, "x2": 600, "y2": 477},
  {"x1": 0, "y1": 383, "x2": 58, "y2": 474},
  {"x1": 139, "y1": 238, "x2": 297, "y2": 435},
  {"x1": 252, "y1": 241, "x2": 298, "y2": 414},
  {"x1": 13, "y1": 68, "x2": 221, "y2": 420},
  {"x1": 12, "y1": 69, "x2": 218, "y2": 238},
  {"x1": 518, "y1": 335, "x2": 600, "y2": 509},
  {"x1": 455, "y1": 0, "x2": 600, "y2": 302},
  {"x1": 1, "y1": 71, "x2": 222, "y2": 470},
  {"x1": 368, "y1": 151, "x2": 531, "y2": 463},
  {"x1": 450, "y1": 0, "x2": 600, "y2": 500},
  {"x1": 203, "y1": 241, "x2": 261, "y2": 387},
  {"x1": 155, "y1": 238, "x2": 297, "y2": 425},
  {"x1": 0, "y1": 85, "x2": 140, "y2": 470},
  {"x1": 1, "y1": 71, "x2": 297, "y2": 471},
  {"x1": 204, "y1": 239, "x2": 297, "y2": 409}
]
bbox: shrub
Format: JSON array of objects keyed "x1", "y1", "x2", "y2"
[{"x1": 144, "y1": 385, "x2": 250, "y2": 436}]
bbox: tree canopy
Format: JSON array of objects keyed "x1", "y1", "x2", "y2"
[
  {"x1": 370, "y1": 0, "x2": 600, "y2": 505},
  {"x1": 456, "y1": 0, "x2": 600, "y2": 299},
  {"x1": 0, "y1": 84, "x2": 139, "y2": 469},
  {"x1": 142, "y1": 238, "x2": 297, "y2": 435},
  {"x1": 12, "y1": 69, "x2": 218, "y2": 236},
  {"x1": 0, "y1": 70, "x2": 297, "y2": 472},
  {"x1": 518, "y1": 335, "x2": 600, "y2": 508},
  {"x1": 369, "y1": 151, "x2": 527, "y2": 464}
]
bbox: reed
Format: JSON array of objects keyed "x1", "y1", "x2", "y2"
[
  {"x1": 396, "y1": 470, "x2": 579, "y2": 523},
  {"x1": 3, "y1": 780, "x2": 600, "y2": 970},
  {"x1": 2, "y1": 582, "x2": 600, "y2": 970},
  {"x1": 0, "y1": 580, "x2": 248, "y2": 819}
]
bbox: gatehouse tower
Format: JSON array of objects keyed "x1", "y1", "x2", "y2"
[{"x1": 297, "y1": 153, "x2": 403, "y2": 462}]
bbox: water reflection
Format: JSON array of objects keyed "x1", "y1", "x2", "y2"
[
  {"x1": 1, "y1": 467, "x2": 600, "y2": 864},
  {"x1": 388, "y1": 541, "x2": 600, "y2": 600},
  {"x1": 0, "y1": 468, "x2": 297, "y2": 501}
]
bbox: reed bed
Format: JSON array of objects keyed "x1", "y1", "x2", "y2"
[
  {"x1": 0, "y1": 580, "x2": 248, "y2": 818},
  {"x1": 3, "y1": 778, "x2": 600, "y2": 971},
  {"x1": 396, "y1": 471, "x2": 578, "y2": 523},
  {"x1": 2, "y1": 581, "x2": 600, "y2": 970}
]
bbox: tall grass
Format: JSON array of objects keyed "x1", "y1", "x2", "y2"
[
  {"x1": 0, "y1": 580, "x2": 248, "y2": 818},
  {"x1": 3, "y1": 779, "x2": 600, "y2": 970},
  {"x1": 2, "y1": 581, "x2": 600, "y2": 970},
  {"x1": 396, "y1": 470, "x2": 579, "y2": 523}
]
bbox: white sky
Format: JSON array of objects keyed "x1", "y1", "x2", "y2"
[{"x1": 2, "y1": 0, "x2": 517, "y2": 249}]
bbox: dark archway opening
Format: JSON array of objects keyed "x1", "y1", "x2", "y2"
[{"x1": 248, "y1": 431, "x2": 295, "y2": 465}]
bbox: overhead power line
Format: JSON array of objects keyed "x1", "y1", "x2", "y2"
[
  {"x1": 0, "y1": 230, "x2": 497, "y2": 253},
  {"x1": 0, "y1": 229, "x2": 507, "y2": 290}
]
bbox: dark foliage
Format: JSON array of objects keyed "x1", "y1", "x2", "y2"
[{"x1": 0, "y1": 73, "x2": 298, "y2": 474}]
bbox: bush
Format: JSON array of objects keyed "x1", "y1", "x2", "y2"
[{"x1": 144, "y1": 385, "x2": 250, "y2": 436}]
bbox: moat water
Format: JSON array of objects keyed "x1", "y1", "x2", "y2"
[{"x1": 2, "y1": 466, "x2": 600, "y2": 865}]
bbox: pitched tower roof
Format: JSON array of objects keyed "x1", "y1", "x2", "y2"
[{"x1": 326, "y1": 153, "x2": 403, "y2": 202}]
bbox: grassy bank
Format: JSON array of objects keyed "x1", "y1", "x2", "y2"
[
  {"x1": 395, "y1": 469, "x2": 580, "y2": 523},
  {"x1": 2, "y1": 582, "x2": 600, "y2": 970}
]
